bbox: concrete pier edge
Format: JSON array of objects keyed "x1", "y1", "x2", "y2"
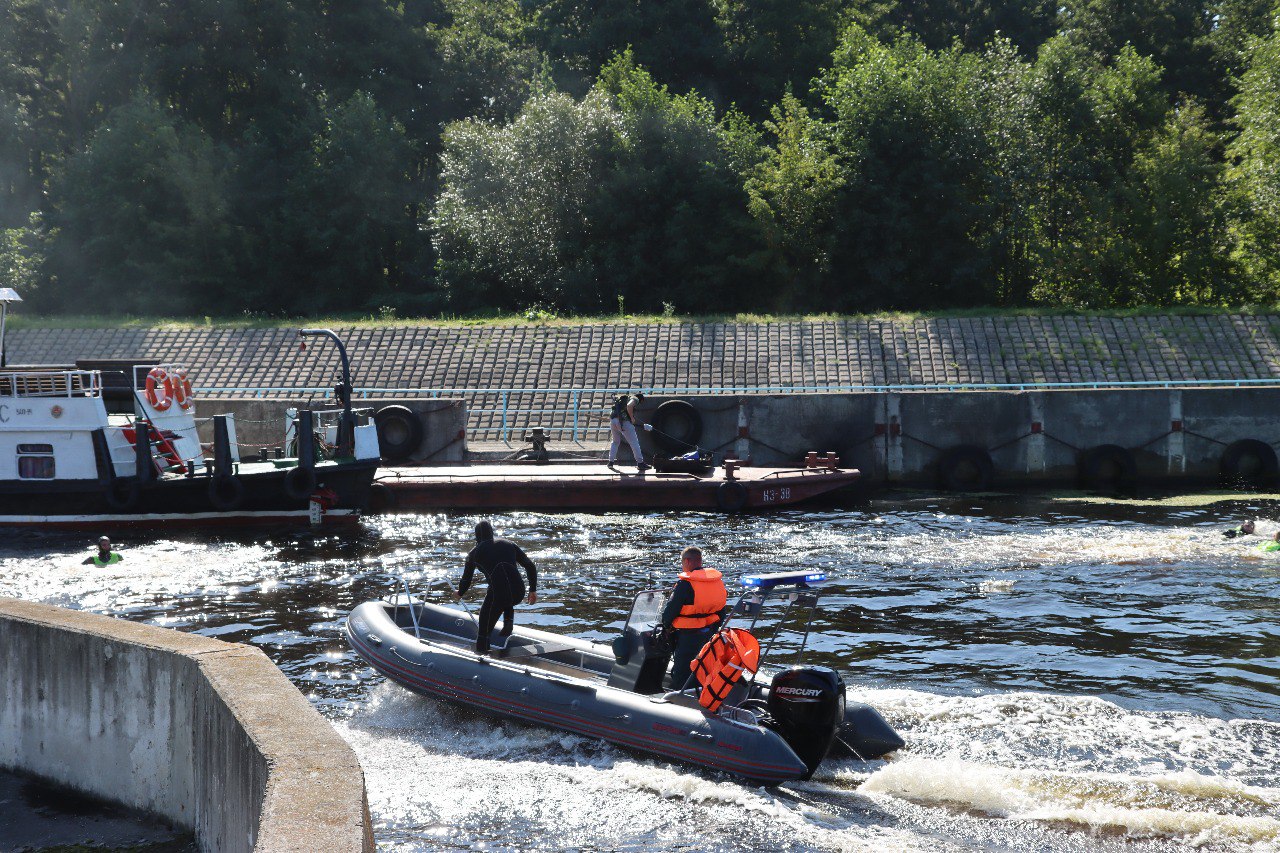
[{"x1": 0, "y1": 597, "x2": 374, "y2": 852}]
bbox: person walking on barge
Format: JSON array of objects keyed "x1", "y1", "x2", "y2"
[{"x1": 608, "y1": 392, "x2": 650, "y2": 471}]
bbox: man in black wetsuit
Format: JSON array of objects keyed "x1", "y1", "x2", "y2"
[{"x1": 455, "y1": 520, "x2": 538, "y2": 655}]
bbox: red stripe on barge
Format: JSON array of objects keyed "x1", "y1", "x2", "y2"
[{"x1": 376, "y1": 463, "x2": 859, "y2": 511}]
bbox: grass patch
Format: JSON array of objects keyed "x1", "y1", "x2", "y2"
[{"x1": 10, "y1": 304, "x2": 1280, "y2": 331}]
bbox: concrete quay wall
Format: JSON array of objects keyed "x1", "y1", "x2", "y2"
[
  {"x1": 0, "y1": 598, "x2": 374, "y2": 853},
  {"x1": 200, "y1": 397, "x2": 468, "y2": 463},
  {"x1": 641, "y1": 387, "x2": 1280, "y2": 488}
]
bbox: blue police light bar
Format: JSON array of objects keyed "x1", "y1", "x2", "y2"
[{"x1": 740, "y1": 570, "x2": 828, "y2": 589}]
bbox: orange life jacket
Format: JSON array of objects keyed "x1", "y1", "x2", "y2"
[
  {"x1": 691, "y1": 628, "x2": 760, "y2": 712},
  {"x1": 671, "y1": 568, "x2": 727, "y2": 629}
]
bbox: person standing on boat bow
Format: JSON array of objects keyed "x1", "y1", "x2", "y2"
[
  {"x1": 660, "y1": 546, "x2": 728, "y2": 690},
  {"x1": 82, "y1": 536, "x2": 123, "y2": 567},
  {"x1": 455, "y1": 521, "x2": 538, "y2": 655},
  {"x1": 608, "y1": 392, "x2": 650, "y2": 471}
]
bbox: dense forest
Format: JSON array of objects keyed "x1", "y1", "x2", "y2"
[{"x1": 2, "y1": 0, "x2": 1280, "y2": 316}]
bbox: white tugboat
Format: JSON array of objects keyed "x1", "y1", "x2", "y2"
[{"x1": 0, "y1": 289, "x2": 379, "y2": 528}]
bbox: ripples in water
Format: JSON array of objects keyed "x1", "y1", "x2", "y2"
[{"x1": 2, "y1": 496, "x2": 1279, "y2": 851}]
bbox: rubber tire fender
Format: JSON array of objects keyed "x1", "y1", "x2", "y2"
[
  {"x1": 716, "y1": 480, "x2": 749, "y2": 513},
  {"x1": 1219, "y1": 439, "x2": 1279, "y2": 486},
  {"x1": 936, "y1": 445, "x2": 995, "y2": 492},
  {"x1": 368, "y1": 482, "x2": 397, "y2": 513},
  {"x1": 104, "y1": 481, "x2": 140, "y2": 512},
  {"x1": 651, "y1": 400, "x2": 703, "y2": 453},
  {"x1": 374, "y1": 405, "x2": 424, "y2": 462},
  {"x1": 208, "y1": 476, "x2": 245, "y2": 511},
  {"x1": 283, "y1": 465, "x2": 318, "y2": 500},
  {"x1": 1077, "y1": 444, "x2": 1137, "y2": 490}
]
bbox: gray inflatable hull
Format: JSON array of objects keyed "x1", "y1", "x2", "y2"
[{"x1": 345, "y1": 600, "x2": 901, "y2": 784}]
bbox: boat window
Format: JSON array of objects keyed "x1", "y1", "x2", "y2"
[
  {"x1": 625, "y1": 590, "x2": 668, "y2": 632},
  {"x1": 17, "y1": 445, "x2": 55, "y2": 479}
]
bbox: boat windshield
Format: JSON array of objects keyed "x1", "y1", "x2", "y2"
[{"x1": 624, "y1": 589, "x2": 667, "y2": 633}]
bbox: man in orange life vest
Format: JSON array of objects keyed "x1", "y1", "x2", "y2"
[{"x1": 660, "y1": 545, "x2": 728, "y2": 690}]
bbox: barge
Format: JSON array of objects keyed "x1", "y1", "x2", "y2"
[{"x1": 373, "y1": 455, "x2": 858, "y2": 513}]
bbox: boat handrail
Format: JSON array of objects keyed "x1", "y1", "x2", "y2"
[
  {"x1": 389, "y1": 571, "x2": 424, "y2": 637},
  {"x1": 712, "y1": 584, "x2": 824, "y2": 703},
  {"x1": 0, "y1": 368, "x2": 101, "y2": 399},
  {"x1": 391, "y1": 572, "x2": 483, "y2": 642}
]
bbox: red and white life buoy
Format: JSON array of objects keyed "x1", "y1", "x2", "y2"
[
  {"x1": 144, "y1": 366, "x2": 174, "y2": 411},
  {"x1": 172, "y1": 367, "x2": 194, "y2": 410}
]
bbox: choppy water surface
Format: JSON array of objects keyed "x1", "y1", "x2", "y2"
[{"x1": 3, "y1": 496, "x2": 1280, "y2": 852}]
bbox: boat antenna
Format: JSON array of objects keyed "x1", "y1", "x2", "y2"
[
  {"x1": 298, "y1": 328, "x2": 355, "y2": 455},
  {"x1": 0, "y1": 288, "x2": 21, "y2": 369}
]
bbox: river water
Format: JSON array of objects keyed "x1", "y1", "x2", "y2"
[{"x1": 2, "y1": 496, "x2": 1279, "y2": 852}]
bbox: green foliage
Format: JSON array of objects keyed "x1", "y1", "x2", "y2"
[
  {"x1": 818, "y1": 28, "x2": 1006, "y2": 309},
  {"x1": 1058, "y1": 0, "x2": 1218, "y2": 106},
  {"x1": 1227, "y1": 12, "x2": 1280, "y2": 294},
  {"x1": 848, "y1": 0, "x2": 1059, "y2": 56},
  {"x1": 746, "y1": 93, "x2": 844, "y2": 306},
  {"x1": 433, "y1": 53, "x2": 765, "y2": 313},
  {"x1": 1127, "y1": 104, "x2": 1233, "y2": 303},
  {"x1": 43, "y1": 95, "x2": 235, "y2": 314},
  {"x1": 528, "y1": 0, "x2": 725, "y2": 96},
  {"x1": 431, "y1": 0, "x2": 547, "y2": 123},
  {"x1": 0, "y1": 215, "x2": 41, "y2": 294},
  {"x1": 0, "y1": 0, "x2": 1277, "y2": 316},
  {"x1": 0, "y1": 92, "x2": 37, "y2": 228},
  {"x1": 713, "y1": 0, "x2": 844, "y2": 113}
]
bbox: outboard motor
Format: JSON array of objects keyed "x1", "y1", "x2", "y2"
[{"x1": 765, "y1": 666, "x2": 845, "y2": 779}]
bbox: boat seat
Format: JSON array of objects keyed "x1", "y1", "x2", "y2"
[
  {"x1": 655, "y1": 678, "x2": 752, "y2": 710},
  {"x1": 654, "y1": 689, "x2": 703, "y2": 710},
  {"x1": 503, "y1": 640, "x2": 577, "y2": 659}
]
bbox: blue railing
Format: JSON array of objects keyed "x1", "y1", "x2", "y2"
[{"x1": 193, "y1": 379, "x2": 1280, "y2": 443}]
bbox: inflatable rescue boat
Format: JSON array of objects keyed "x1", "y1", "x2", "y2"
[{"x1": 346, "y1": 570, "x2": 904, "y2": 785}]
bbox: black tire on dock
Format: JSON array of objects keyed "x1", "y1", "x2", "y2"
[
  {"x1": 716, "y1": 480, "x2": 749, "y2": 513},
  {"x1": 369, "y1": 482, "x2": 397, "y2": 512},
  {"x1": 936, "y1": 445, "x2": 995, "y2": 491},
  {"x1": 283, "y1": 465, "x2": 318, "y2": 500},
  {"x1": 1219, "y1": 439, "x2": 1279, "y2": 487},
  {"x1": 208, "y1": 476, "x2": 245, "y2": 511},
  {"x1": 1077, "y1": 444, "x2": 1137, "y2": 490},
  {"x1": 104, "y1": 481, "x2": 139, "y2": 512},
  {"x1": 651, "y1": 400, "x2": 703, "y2": 452},
  {"x1": 375, "y1": 405, "x2": 424, "y2": 461}
]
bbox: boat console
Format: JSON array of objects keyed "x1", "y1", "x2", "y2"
[{"x1": 606, "y1": 589, "x2": 672, "y2": 694}]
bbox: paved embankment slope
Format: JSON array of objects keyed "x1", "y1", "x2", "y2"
[{"x1": 13, "y1": 315, "x2": 1280, "y2": 390}]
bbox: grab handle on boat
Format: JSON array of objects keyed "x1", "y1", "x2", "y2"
[{"x1": 398, "y1": 574, "x2": 423, "y2": 640}]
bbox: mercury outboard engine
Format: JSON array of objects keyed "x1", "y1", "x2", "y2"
[{"x1": 765, "y1": 666, "x2": 845, "y2": 779}]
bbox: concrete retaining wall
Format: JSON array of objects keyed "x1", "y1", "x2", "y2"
[
  {"x1": 198, "y1": 397, "x2": 467, "y2": 463},
  {"x1": 0, "y1": 598, "x2": 374, "y2": 852},
  {"x1": 639, "y1": 387, "x2": 1280, "y2": 488}
]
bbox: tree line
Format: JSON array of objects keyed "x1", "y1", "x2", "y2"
[{"x1": 2, "y1": 0, "x2": 1280, "y2": 316}]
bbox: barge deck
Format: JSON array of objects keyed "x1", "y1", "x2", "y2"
[{"x1": 375, "y1": 458, "x2": 858, "y2": 512}]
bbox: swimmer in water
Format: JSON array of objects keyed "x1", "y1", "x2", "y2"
[
  {"x1": 1223, "y1": 520, "x2": 1256, "y2": 539},
  {"x1": 82, "y1": 536, "x2": 123, "y2": 566}
]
